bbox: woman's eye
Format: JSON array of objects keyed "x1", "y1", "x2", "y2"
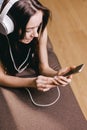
[{"x1": 25, "y1": 29, "x2": 32, "y2": 33}]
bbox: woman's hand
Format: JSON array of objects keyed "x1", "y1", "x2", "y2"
[
  {"x1": 54, "y1": 75, "x2": 72, "y2": 87},
  {"x1": 58, "y1": 67, "x2": 75, "y2": 77},
  {"x1": 54, "y1": 67, "x2": 74, "y2": 87},
  {"x1": 35, "y1": 75, "x2": 58, "y2": 92},
  {"x1": 35, "y1": 67, "x2": 74, "y2": 92}
]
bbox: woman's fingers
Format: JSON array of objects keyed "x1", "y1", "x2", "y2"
[
  {"x1": 37, "y1": 84, "x2": 57, "y2": 92},
  {"x1": 36, "y1": 74, "x2": 72, "y2": 92},
  {"x1": 58, "y1": 66, "x2": 76, "y2": 76},
  {"x1": 36, "y1": 75, "x2": 58, "y2": 85},
  {"x1": 38, "y1": 87, "x2": 50, "y2": 92},
  {"x1": 54, "y1": 76, "x2": 71, "y2": 86},
  {"x1": 36, "y1": 75, "x2": 58, "y2": 92}
]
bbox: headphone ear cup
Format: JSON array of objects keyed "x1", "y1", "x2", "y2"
[
  {"x1": 0, "y1": 15, "x2": 14, "y2": 35},
  {"x1": 0, "y1": 22, "x2": 7, "y2": 35}
]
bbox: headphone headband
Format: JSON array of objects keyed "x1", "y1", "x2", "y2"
[
  {"x1": 0, "y1": 0, "x2": 19, "y2": 35},
  {"x1": 0, "y1": 0, "x2": 19, "y2": 20}
]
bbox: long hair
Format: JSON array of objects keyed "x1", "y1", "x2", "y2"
[
  {"x1": 1, "y1": 0, "x2": 51, "y2": 40},
  {"x1": 0, "y1": 0, "x2": 51, "y2": 74}
]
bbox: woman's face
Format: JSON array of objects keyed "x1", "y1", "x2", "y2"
[{"x1": 20, "y1": 11, "x2": 43, "y2": 44}]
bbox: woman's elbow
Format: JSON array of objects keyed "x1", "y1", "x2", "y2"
[{"x1": 39, "y1": 64, "x2": 49, "y2": 75}]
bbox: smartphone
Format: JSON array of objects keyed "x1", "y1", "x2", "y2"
[{"x1": 63, "y1": 64, "x2": 85, "y2": 77}]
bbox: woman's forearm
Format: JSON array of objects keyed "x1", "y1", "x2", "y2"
[
  {"x1": 0, "y1": 74, "x2": 36, "y2": 88},
  {"x1": 39, "y1": 64, "x2": 58, "y2": 77}
]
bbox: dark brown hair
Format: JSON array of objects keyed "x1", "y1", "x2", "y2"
[
  {"x1": 1, "y1": 0, "x2": 51, "y2": 40},
  {"x1": 0, "y1": 0, "x2": 51, "y2": 74}
]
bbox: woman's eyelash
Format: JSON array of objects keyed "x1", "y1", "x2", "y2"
[
  {"x1": 25, "y1": 23, "x2": 42, "y2": 33},
  {"x1": 25, "y1": 29, "x2": 32, "y2": 33}
]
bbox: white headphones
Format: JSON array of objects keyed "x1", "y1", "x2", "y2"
[{"x1": 0, "y1": 0, "x2": 19, "y2": 35}]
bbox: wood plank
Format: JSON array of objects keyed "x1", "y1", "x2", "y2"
[{"x1": 40, "y1": 0, "x2": 87, "y2": 120}]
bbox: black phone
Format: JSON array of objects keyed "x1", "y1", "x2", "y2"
[{"x1": 63, "y1": 64, "x2": 85, "y2": 77}]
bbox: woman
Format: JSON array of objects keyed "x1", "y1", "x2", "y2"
[{"x1": 0, "y1": 0, "x2": 72, "y2": 92}]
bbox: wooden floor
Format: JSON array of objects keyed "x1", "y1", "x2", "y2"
[{"x1": 40, "y1": 0, "x2": 87, "y2": 120}]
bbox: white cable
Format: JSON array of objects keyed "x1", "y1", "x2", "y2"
[
  {"x1": 6, "y1": 35, "x2": 31, "y2": 73},
  {"x1": 25, "y1": 86, "x2": 60, "y2": 107},
  {"x1": 5, "y1": 35, "x2": 60, "y2": 107}
]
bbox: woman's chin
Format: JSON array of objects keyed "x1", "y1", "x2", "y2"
[{"x1": 19, "y1": 38, "x2": 33, "y2": 44}]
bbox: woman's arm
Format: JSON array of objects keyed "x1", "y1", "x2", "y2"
[
  {"x1": 38, "y1": 27, "x2": 58, "y2": 76},
  {"x1": 38, "y1": 27, "x2": 72, "y2": 88},
  {"x1": 0, "y1": 62, "x2": 58, "y2": 91},
  {"x1": 0, "y1": 62, "x2": 36, "y2": 88}
]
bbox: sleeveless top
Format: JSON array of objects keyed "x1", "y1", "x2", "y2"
[{"x1": 0, "y1": 34, "x2": 39, "y2": 75}]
